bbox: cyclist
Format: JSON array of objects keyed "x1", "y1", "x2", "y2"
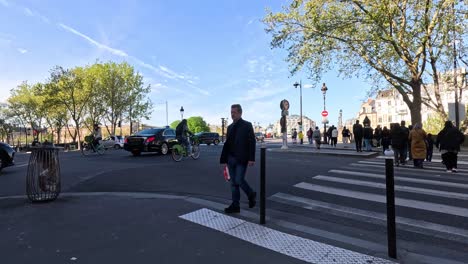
[
  {"x1": 92, "y1": 123, "x2": 102, "y2": 149},
  {"x1": 176, "y1": 119, "x2": 193, "y2": 155}
]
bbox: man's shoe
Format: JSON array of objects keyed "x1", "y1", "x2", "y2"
[
  {"x1": 224, "y1": 205, "x2": 240, "y2": 214},
  {"x1": 248, "y1": 192, "x2": 257, "y2": 208},
  {"x1": 452, "y1": 168, "x2": 458, "y2": 173}
]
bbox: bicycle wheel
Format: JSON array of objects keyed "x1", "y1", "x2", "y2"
[
  {"x1": 81, "y1": 143, "x2": 92, "y2": 156},
  {"x1": 96, "y1": 144, "x2": 106, "y2": 155},
  {"x1": 171, "y1": 144, "x2": 183, "y2": 162},
  {"x1": 191, "y1": 144, "x2": 200, "y2": 160}
]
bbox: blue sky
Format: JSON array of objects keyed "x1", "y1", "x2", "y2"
[{"x1": 0, "y1": 0, "x2": 370, "y2": 128}]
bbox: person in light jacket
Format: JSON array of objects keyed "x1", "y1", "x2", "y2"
[
  {"x1": 312, "y1": 127, "x2": 321, "y2": 150},
  {"x1": 408, "y1": 123, "x2": 427, "y2": 168},
  {"x1": 331, "y1": 126, "x2": 338, "y2": 147}
]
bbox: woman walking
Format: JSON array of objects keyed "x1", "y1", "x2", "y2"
[
  {"x1": 436, "y1": 121, "x2": 465, "y2": 173},
  {"x1": 408, "y1": 123, "x2": 427, "y2": 168}
]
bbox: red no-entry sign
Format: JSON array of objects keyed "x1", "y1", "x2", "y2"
[{"x1": 321, "y1": 110, "x2": 328, "y2": 117}]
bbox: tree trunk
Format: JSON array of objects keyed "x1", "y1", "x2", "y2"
[{"x1": 409, "y1": 80, "x2": 423, "y2": 125}]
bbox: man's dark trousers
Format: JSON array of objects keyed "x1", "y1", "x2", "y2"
[
  {"x1": 355, "y1": 137, "x2": 363, "y2": 151},
  {"x1": 228, "y1": 155, "x2": 254, "y2": 207}
]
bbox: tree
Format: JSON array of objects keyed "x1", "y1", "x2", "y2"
[
  {"x1": 264, "y1": 0, "x2": 468, "y2": 125},
  {"x1": 170, "y1": 120, "x2": 181, "y2": 129},
  {"x1": 46, "y1": 66, "x2": 92, "y2": 149},
  {"x1": 187, "y1": 116, "x2": 210, "y2": 133},
  {"x1": 423, "y1": 113, "x2": 445, "y2": 134}
]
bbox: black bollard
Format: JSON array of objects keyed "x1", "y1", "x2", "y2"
[
  {"x1": 385, "y1": 158, "x2": 397, "y2": 259},
  {"x1": 260, "y1": 145, "x2": 266, "y2": 224}
]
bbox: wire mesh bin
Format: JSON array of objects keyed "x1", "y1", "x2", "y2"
[{"x1": 26, "y1": 146, "x2": 61, "y2": 202}]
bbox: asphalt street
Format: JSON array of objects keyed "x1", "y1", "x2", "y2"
[{"x1": 1, "y1": 142, "x2": 468, "y2": 263}]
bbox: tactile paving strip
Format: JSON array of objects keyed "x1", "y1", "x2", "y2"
[{"x1": 180, "y1": 208, "x2": 396, "y2": 264}]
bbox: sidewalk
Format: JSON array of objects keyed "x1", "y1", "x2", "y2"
[{"x1": 267, "y1": 141, "x2": 381, "y2": 157}]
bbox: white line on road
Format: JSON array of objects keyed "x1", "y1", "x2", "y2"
[
  {"x1": 271, "y1": 192, "x2": 468, "y2": 244},
  {"x1": 357, "y1": 160, "x2": 468, "y2": 173},
  {"x1": 180, "y1": 208, "x2": 395, "y2": 264},
  {"x1": 294, "y1": 182, "x2": 468, "y2": 217},
  {"x1": 329, "y1": 169, "x2": 468, "y2": 189},
  {"x1": 376, "y1": 156, "x2": 468, "y2": 165},
  {"x1": 314, "y1": 175, "x2": 468, "y2": 200}
]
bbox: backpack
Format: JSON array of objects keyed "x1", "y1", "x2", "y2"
[{"x1": 176, "y1": 122, "x2": 184, "y2": 137}]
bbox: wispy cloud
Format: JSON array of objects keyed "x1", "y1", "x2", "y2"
[
  {"x1": 17, "y1": 48, "x2": 27, "y2": 54},
  {"x1": 0, "y1": 0, "x2": 8, "y2": 7},
  {"x1": 58, "y1": 23, "x2": 128, "y2": 57},
  {"x1": 22, "y1": 7, "x2": 50, "y2": 23},
  {"x1": 23, "y1": 7, "x2": 33, "y2": 16},
  {"x1": 239, "y1": 80, "x2": 289, "y2": 101},
  {"x1": 247, "y1": 59, "x2": 259, "y2": 73}
]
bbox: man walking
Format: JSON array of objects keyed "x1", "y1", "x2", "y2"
[
  {"x1": 220, "y1": 104, "x2": 256, "y2": 214},
  {"x1": 353, "y1": 120, "x2": 364, "y2": 152}
]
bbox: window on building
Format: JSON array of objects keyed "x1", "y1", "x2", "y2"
[
  {"x1": 388, "y1": 101, "x2": 392, "y2": 106},
  {"x1": 362, "y1": 107, "x2": 366, "y2": 113},
  {"x1": 378, "y1": 117, "x2": 382, "y2": 123},
  {"x1": 377, "y1": 102, "x2": 381, "y2": 107},
  {"x1": 388, "y1": 116, "x2": 392, "y2": 122}
]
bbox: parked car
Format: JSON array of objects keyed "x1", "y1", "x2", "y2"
[
  {"x1": 255, "y1": 132, "x2": 265, "y2": 142},
  {"x1": 195, "y1": 132, "x2": 220, "y2": 145},
  {"x1": 124, "y1": 127, "x2": 177, "y2": 156},
  {"x1": 102, "y1": 135, "x2": 124, "y2": 149},
  {"x1": 0, "y1": 142, "x2": 15, "y2": 173}
]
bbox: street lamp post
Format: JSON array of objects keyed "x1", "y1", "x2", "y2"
[
  {"x1": 180, "y1": 106, "x2": 184, "y2": 120},
  {"x1": 293, "y1": 80, "x2": 303, "y2": 132},
  {"x1": 321, "y1": 83, "x2": 328, "y2": 144}
]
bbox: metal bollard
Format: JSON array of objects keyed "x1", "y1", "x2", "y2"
[
  {"x1": 384, "y1": 149, "x2": 397, "y2": 259},
  {"x1": 260, "y1": 145, "x2": 266, "y2": 224}
]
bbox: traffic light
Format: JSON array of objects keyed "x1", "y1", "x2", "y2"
[
  {"x1": 118, "y1": 121, "x2": 121, "y2": 127},
  {"x1": 297, "y1": 121, "x2": 302, "y2": 125}
]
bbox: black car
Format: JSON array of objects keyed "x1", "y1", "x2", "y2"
[
  {"x1": 195, "y1": 132, "x2": 220, "y2": 145},
  {"x1": 124, "y1": 127, "x2": 178, "y2": 156},
  {"x1": 0, "y1": 142, "x2": 15, "y2": 173}
]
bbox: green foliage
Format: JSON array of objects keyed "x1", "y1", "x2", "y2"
[
  {"x1": 187, "y1": 116, "x2": 210, "y2": 133},
  {"x1": 263, "y1": 0, "x2": 468, "y2": 125},
  {"x1": 423, "y1": 114, "x2": 445, "y2": 135},
  {"x1": 170, "y1": 120, "x2": 180, "y2": 129}
]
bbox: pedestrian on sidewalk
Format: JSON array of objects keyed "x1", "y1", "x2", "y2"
[
  {"x1": 363, "y1": 123, "x2": 373, "y2": 152},
  {"x1": 381, "y1": 126, "x2": 391, "y2": 154},
  {"x1": 390, "y1": 123, "x2": 405, "y2": 166},
  {"x1": 409, "y1": 123, "x2": 427, "y2": 168},
  {"x1": 426, "y1": 133, "x2": 434, "y2": 162},
  {"x1": 374, "y1": 125, "x2": 382, "y2": 148},
  {"x1": 327, "y1": 126, "x2": 334, "y2": 145},
  {"x1": 292, "y1": 129, "x2": 297, "y2": 144},
  {"x1": 400, "y1": 121, "x2": 410, "y2": 165},
  {"x1": 298, "y1": 130, "x2": 304, "y2": 145},
  {"x1": 341, "y1": 126, "x2": 350, "y2": 144},
  {"x1": 435, "y1": 121, "x2": 465, "y2": 173},
  {"x1": 307, "y1": 127, "x2": 313, "y2": 144},
  {"x1": 353, "y1": 120, "x2": 364, "y2": 152},
  {"x1": 331, "y1": 126, "x2": 338, "y2": 147},
  {"x1": 220, "y1": 104, "x2": 256, "y2": 214},
  {"x1": 313, "y1": 126, "x2": 321, "y2": 150}
]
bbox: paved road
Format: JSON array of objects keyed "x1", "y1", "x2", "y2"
[{"x1": 1, "y1": 143, "x2": 467, "y2": 263}]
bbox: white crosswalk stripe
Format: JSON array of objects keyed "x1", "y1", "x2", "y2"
[{"x1": 268, "y1": 156, "x2": 468, "y2": 263}]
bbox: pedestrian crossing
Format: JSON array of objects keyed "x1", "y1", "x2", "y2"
[{"x1": 268, "y1": 157, "x2": 468, "y2": 263}]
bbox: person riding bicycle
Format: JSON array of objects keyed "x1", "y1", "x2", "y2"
[
  {"x1": 176, "y1": 119, "x2": 193, "y2": 155},
  {"x1": 92, "y1": 124, "x2": 102, "y2": 149}
]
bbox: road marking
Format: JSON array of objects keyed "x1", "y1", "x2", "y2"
[
  {"x1": 356, "y1": 160, "x2": 468, "y2": 173},
  {"x1": 180, "y1": 208, "x2": 394, "y2": 264},
  {"x1": 376, "y1": 156, "x2": 468, "y2": 165},
  {"x1": 271, "y1": 192, "x2": 468, "y2": 244},
  {"x1": 329, "y1": 169, "x2": 468, "y2": 189},
  {"x1": 314, "y1": 175, "x2": 468, "y2": 200},
  {"x1": 349, "y1": 163, "x2": 468, "y2": 178},
  {"x1": 294, "y1": 182, "x2": 468, "y2": 217}
]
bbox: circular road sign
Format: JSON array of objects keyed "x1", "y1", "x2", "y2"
[{"x1": 321, "y1": 110, "x2": 328, "y2": 117}]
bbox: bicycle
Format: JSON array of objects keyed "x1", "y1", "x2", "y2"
[
  {"x1": 171, "y1": 135, "x2": 200, "y2": 162},
  {"x1": 81, "y1": 135, "x2": 106, "y2": 156}
]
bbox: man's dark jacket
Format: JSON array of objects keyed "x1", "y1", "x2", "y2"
[
  {"x1": 353, "y1": 124, "x2": 364, "y2": 139},
  {"x1": 436, "y1": 127, "x2": 465, "y2": 152},
  {"x1": 220, "y1": 118, "x2": 256, "y2": 165}
]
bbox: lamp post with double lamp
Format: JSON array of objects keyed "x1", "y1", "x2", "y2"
[
  {"x1": 321, "y1": 83, "x2": 328, "y2": 144},
  {"x1": 180, "y1": 106, "x2": 184, "y2": 120},
  {"x1": 293, "y1": 80, "x2": 303, "y2": 132}
]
